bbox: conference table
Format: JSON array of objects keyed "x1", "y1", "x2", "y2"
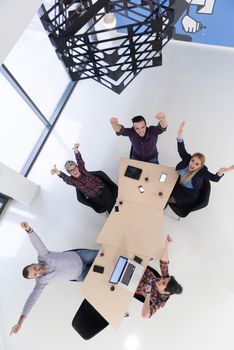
[
  {"x1": 80, "y1": 158, "x2": 178, "y2": 327},
  {"x1": 97, "y1": 158, "x2": 178, "y2": 259}
]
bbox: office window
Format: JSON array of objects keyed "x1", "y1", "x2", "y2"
[
  {"x1": 4, "y1": 13, "x2": 70, "y2": 117},
  {"x1": 0, "y1": 73, "x2": 45, "y2": 172}
]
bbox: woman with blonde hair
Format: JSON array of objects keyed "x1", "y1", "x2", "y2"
[{"x1": 168, "y1": 121, "x2": 234, "y2": 206}]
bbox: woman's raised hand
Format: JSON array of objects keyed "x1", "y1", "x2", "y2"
[{"x1": 178, "y1": 121, "x2": 185, "y2": 139}]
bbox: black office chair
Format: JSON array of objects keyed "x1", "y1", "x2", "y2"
[
  {"x1": 129, "y1": 145, "x2": 133, "y2": 159},
  {"x1": 75, "y1": 171, "x2": 118, "y2": 213},
  {"x1": 169, "y1": 178, "x2": 211, "y2": 218},
  {"x1": 72, "y1": 299, "x2": 109, "y2": 340}
]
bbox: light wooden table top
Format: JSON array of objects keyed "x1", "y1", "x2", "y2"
[
  {"x1": 80, "y1": 246, "x2": 149, "y2": 328},
  {"x1": 97, "y1": 201, "x2": 164, "y2": 259},
  {"x1": 118, "y1": 158, "x2": 178, "y2": 209}
]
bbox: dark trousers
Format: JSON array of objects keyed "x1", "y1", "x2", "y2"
[{"x1": 88, "y1": 183, "x2": 116, "y2": 213}]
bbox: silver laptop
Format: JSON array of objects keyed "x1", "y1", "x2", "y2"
[{"x1": 109, "y1": 256, "x2": 144, "y2": 292}]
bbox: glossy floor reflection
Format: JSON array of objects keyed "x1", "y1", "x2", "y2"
[{"x1": 1, "y1": 40, "x2": 234, "y2": 350}]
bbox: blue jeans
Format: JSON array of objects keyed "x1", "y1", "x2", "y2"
[
  {"x1": 74, "y1": 249, "x2": 99, "y2": 282},
  {"x1": 130, "y1": 155, "x2": 159, "y2": 164}
]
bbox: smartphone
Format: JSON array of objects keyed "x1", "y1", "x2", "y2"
[
  {"x1": 159, "y1": 173, "x2": 167, "y2": 182},
  {"x1": 93, "y1": 265, "x2": 104, "y2": 274},
  {"x1": 133, "y1": 255, "x2": 142, "y2": 264},
  {"x1": 138, "y1": 185, "x2": 144, "y2": 193}
]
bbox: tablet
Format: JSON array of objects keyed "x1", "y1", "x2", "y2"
[{"x1": 124, "y1": 165, "x2": 142, "y2": 180}]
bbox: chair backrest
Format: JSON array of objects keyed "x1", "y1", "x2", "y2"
[
  {"x1": 72, "y1": 299, "x2": 109, "y2": 340},
  {"x1": 75, "y1": 170, "x2": 118, "y2": 213},
  {"x1": 76, "y1": 188, "x2": 105, "y2": 213},
  {"x1": 190, "y1": 178, "x2": 211, "y2": 213},
  {"x1": 169, "y1": 178, "x2": 211, "y2": 218}
]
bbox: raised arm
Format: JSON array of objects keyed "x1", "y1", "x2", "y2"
[
  {"x1": 51, "y1": 164, "x2": 61, "y2": 176},
  {"x1": 110, "y1": 117, "x2": 123, "y2": 133},
  {"x1": 72, "y1": 143, "x2": 87, "y2": 174},
  {"x1": 177, "y1": 121, "x2": 185, "y2": 140},
  {"x1": 73, "y1": 143, "x2": 80, "y2": 155},
  {"x1": 10, "y1": 315, "x2": 26, "y2": 335},
  {"x1": 217, "y1": 165, "x2": 234, "y2": 176},
  {"x1": 176, "y1": 121, "x2": 191, "y2": 160},
  {"x1": 160, "y1": 235, "x2": 173, "y2": 262},
  {"x1": 141, "y1": 236, "x2": 172, "y2": 319},
  {"x1": 10, "y1": 282, "x2": 47, "y2": 335},
  {"x1": 73, "y1": 143, "x2": 84, "y2": 167},
  {"x1": 204, "y1": 164, "x2": 234, "y2": 182},
  {"x1": 155, "y1": 112, "x2": 168, "y2": 129},
  {"x1": 20, "y1": 221, "x2": 48, "y2": 257},
  {"x1": 51, "y1": 163, "x2": 77, "y2": 185},
  {"x1": 141, "y1": 284, "x2": 152, "y2": 319}
]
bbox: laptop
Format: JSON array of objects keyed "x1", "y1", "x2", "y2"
[{"x1": 109, "y1": 256, "x2": 144, "y2": 292}]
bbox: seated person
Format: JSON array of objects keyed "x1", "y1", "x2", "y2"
[
  {"x1": 51, "y1": 143, "x2": 117, "y2": 213},
  {"x1": 10, "y1": 221, "x2": 99, "y2": 335},
  {"x1": 110, "y1": 113, "x2": 168, "y2": 164},
  {"x1": 135, "y1": 235, "x2": 182, "y2": 318},
  {"x1": 168, "y1": 121, "x2": 234, "y2": 207}
]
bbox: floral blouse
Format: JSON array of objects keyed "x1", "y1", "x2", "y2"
[{"x1": 135, "y1": 260, "x2": 170, "y2": 317}]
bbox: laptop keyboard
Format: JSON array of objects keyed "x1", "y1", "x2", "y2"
[{"x1": 121, "y1": 263, "x2": 135, "y2": 285}]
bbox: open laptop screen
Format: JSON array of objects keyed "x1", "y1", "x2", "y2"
[{"x1": 109, "y1": 256, "x2": 128, "y2": 284}]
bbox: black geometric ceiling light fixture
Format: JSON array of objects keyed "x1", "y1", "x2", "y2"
[{"x1": 39, "y1": 0, "x2": 175, "y2": 94}]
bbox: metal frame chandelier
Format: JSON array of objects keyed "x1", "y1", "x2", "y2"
[{"x1": 40, "y1": 0, "x2": 174, "y2": 94}]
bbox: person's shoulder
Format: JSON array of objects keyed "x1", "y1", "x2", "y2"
[
  {"x1": 198, "y1": 165, "x2": 208, "y2": 174},
  {"x1": 191, "y1": 166, "x2": 208, "y2": 181},
  {"x1": 148, "y1": 125, "x2": 163, "y2": 134},
  {"x1": 161, "y1": 294, "x2": 170, "y2": 302},
  {"x1": 36, "y1": 274, "x2": 49, "y2": 284},
  {"x1": 142, "y1": 125, "x2": 151, "y2": 134},
  {"x1": 119, "y1": 126, "x2": 134, "y2": 135}
]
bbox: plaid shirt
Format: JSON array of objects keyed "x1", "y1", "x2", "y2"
[
  {"x1": 59, "y1": 152, "x2": 103, "y2": 198},
  {"x1": 135, "y1": 260, "x2": 170, "y2": 317}
]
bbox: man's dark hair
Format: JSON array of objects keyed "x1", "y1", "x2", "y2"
[
  {"x1": 165, "y1": 276, "x2": 183, "y2": 295},
  {"x1": 22, "y1": 264, "x2": 33, "y2": 279},
  {"x1": 131, "y1": 115, "x2": 146, "y2": 124}
]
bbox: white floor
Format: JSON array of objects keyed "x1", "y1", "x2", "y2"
[{"x1": 1, "y1": 40, "x2": 234, "y2": 350}]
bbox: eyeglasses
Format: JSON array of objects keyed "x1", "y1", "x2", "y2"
[{"x1": 68, "y1": 166, "x2": 77, "y2": 174}]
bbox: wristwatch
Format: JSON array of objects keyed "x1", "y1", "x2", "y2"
[{"x1": 25, "y1": 227, "x2": 33, "y2": 234}]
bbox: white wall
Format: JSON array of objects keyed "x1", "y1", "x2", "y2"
[
  {"x1": 0, "y1": 0, "x2": 43, "y2": 64},
  {"x1": 1, "y1": 40, "x2": 234, "y2": 350},
  {"x1": 0, "y1": 162, "x2": 39, "y2": 205},
  {"x1": 0, "y1": 332, "x2": 5, "y2": 350}
]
